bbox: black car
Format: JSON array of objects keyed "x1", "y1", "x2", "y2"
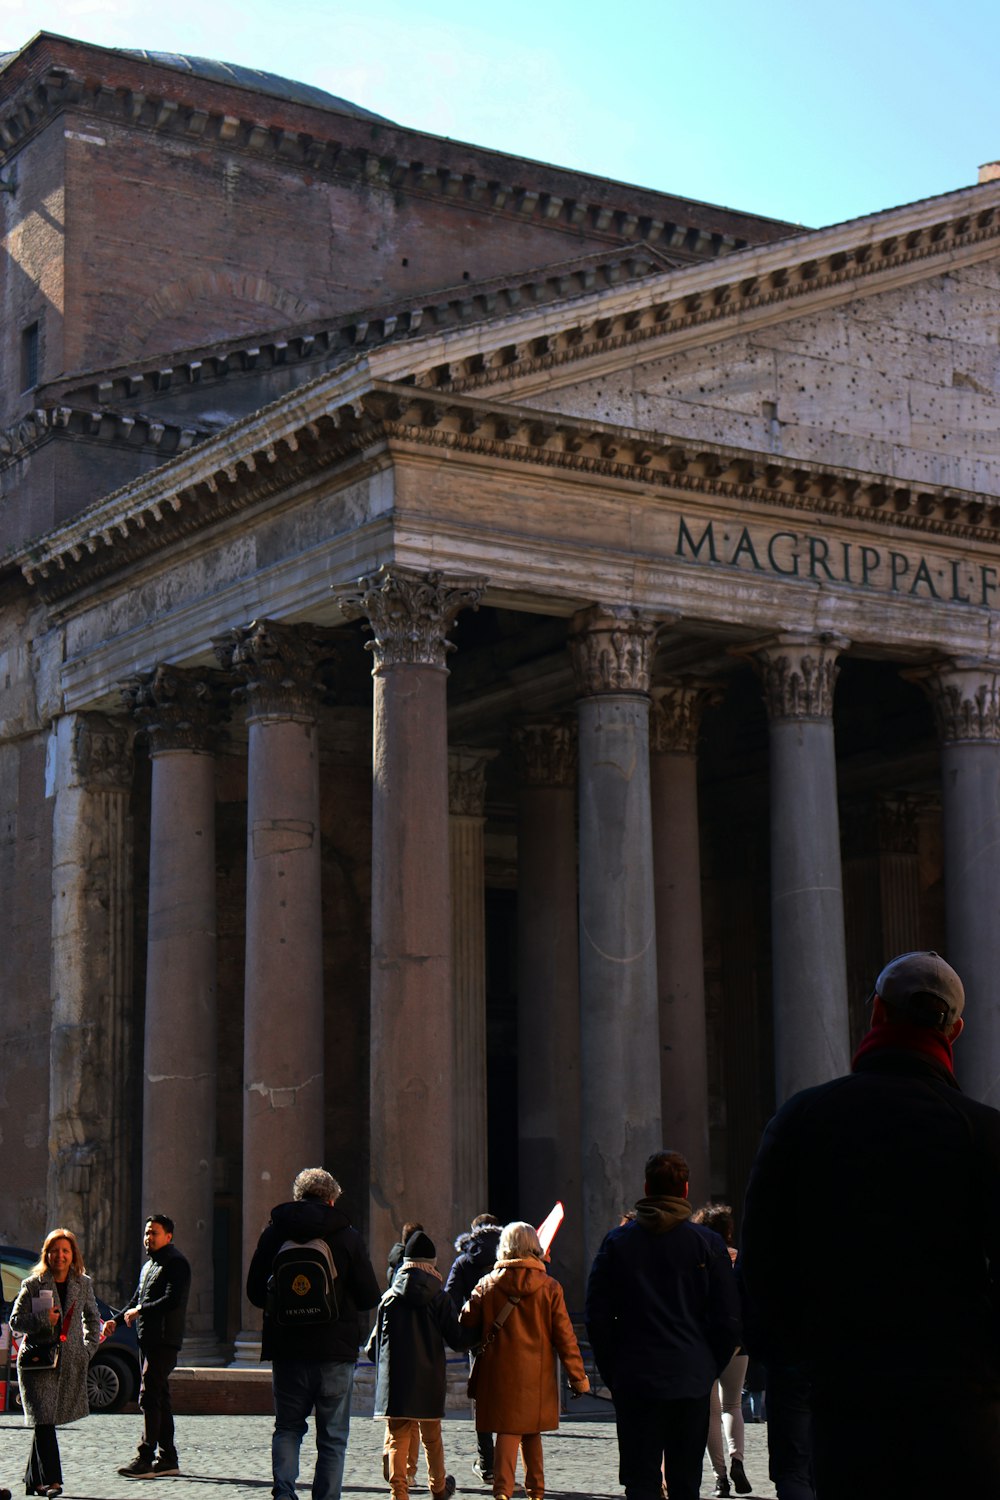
[{"x1": 1, "y1": 1246, "x2": 141, "y2": 1413}]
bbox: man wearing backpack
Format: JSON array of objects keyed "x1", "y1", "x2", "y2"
[{"x1": 247, "y1": 1167, "x2": 380, "y2": 1500}]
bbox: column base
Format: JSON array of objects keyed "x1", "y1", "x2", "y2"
[
  {"x1": 229, "y1": 1331, "x2": 264, "y2": 1368},
  {"x1": 181, "y1": 1333, "x2": 228, "y2": 1367}
]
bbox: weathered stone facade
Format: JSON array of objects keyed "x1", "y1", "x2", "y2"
[{"x1": 2, "y1": 32, "x2": 1000, "y2": 1339}]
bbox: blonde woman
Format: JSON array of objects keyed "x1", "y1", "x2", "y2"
[
  {"x1": 460, "y1": 1221, "x2": 588, "y2": 1500},
  {"x1": 9, "y1": 1228, "x2": 102, "y2": 1498}
]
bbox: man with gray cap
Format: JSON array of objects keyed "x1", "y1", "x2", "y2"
[{"x1": 741, "y1": 951, "x2": 1000, "y2": 1500}]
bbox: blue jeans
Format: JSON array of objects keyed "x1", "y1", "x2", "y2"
[{"x1": 271, "y1": 1358, "x2": 355, "y2": 1500}]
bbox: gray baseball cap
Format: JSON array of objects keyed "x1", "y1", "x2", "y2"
[{"x1": 874, "y1": 951, "x2": 965, "y2": 1029}]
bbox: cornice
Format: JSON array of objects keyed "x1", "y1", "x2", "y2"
[
  {"x1": 0, "y1": 51, "x2": 776, "y2": 262},
  {"x1": 392, "y1": 184, "x2": 1000, "y2": 398},
  {"x1": 0, "y1": 402, "x2": 210, "y2": 470},
  {"x1": 16, "y1": 379, "x2": 1000, "y2": 605}
]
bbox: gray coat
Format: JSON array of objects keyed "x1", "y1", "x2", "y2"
[{"x1": 10, "y1": 1271, "x2": 102, "y2": 1427}]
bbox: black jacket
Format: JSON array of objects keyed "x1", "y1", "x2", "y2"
[
  {"x1": 444, "y1": 1225, "x2": 501, "y2": 1309},
  {"x1": 246, "y1": 1197, "x2": 380, "y2": 1363},
  {"x1": 366, "y1": 1263, "x2": 472, "y2": 1417},
  {"x1": 741, "y1": 1045, "x2": 1000, "y2": 1395},
  {"x1": 585, "y1": 1196, "x2": 740, "y2": 1400},
  {"x1": 120, "y1": 1242, "x2": 191, "y2": 1349}
]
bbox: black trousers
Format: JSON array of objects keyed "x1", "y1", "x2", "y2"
[
  {"x1": 812, "y1": 1395, "x2": 1000, "y2": 1499},
  {"x1": 25, "y1": 1424, "x2": 61, "y2": 1492},
  {"x1": 613, "y1": 1391, "x2": 710, "y2": 1500},
  {"x1": 137, "y1": 1344, "x2": 179, "y2": 1460}
]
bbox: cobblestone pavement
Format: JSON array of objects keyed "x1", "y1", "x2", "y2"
[{"x1": 0, "y1": 1410, "x2": 777, "y2": 1500}]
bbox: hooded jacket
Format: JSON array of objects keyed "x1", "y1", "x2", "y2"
[
  {"x1": 246, "y1": 1196, "x2": 380, "y2": 1363},
  {"x1": 366, "y1": 1261, "x2": 472, "y2": 1417},
  {"x1": 444, "y1": 1223, "x2": 501, "y2": 1309},
  {"x1": 460, "y1": 1256, "x2": 588, "y2": 1433},
  {"x1": 585, "y1": 1196, "x2": 741, "y2": 1400}
]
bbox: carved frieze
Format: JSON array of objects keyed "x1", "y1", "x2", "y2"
[
  {"x1": 336, "y1": 566, "x2": 486, "y2": 672},
  {"x1": 910, "y1": 660, "x2": 1000, "y2": 743},
  {"x1": 511, "y1": 720, "x2": 577, "y2": 788},
  {"x1": 650, "y1": 680, "x2": 723, "y2": 755},
  {"x1": 212, "y1": 618, "x2": 325, "y2": 719},
  {"x1": 569, "y1": 604, "x2": 665, "y2": 697},
  {"x1": 71, "y1": 714, "x2": 134, "y2": 793},
  {"x1": 120, "y1": 663, "x2": 229, "y2": 754},
  {"x1": 748, "y1": 634, "x2": 849, "y2": 722},
  {"x1": 448, "y1": 748, "x2": 498, "y2": 817}
]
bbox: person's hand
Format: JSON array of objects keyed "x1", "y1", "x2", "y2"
[
  {"x1": 47, "y1": 1309, "x2": 60, "y2": 1327},
  {"x1": 123, "y1": 1307, "x2": 139, "y2": 1327},
  {"x1": 100, "y1": 1319, "x2": 116, "y2": 1340}
]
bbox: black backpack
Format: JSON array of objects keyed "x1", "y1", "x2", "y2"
[{"x1": 266, "y1": 1237, "x2": 339, "y2": 1326}]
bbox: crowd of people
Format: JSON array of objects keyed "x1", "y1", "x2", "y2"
[{"x1": 4, "y1": 950, "x2": 999, "y2": 1500}]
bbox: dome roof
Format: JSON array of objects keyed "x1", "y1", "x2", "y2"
[{"x1": 0, "y1": 43, "x2": 391, "y2": 123}]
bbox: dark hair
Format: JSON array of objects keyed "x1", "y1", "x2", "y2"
[
  {"x1": 692, "y1": 1201, "x2": 735, "y2": 1244},
  {"x1": 146, "y1": 1214, "x2": 174, "y2": 1235},
  {"x1": 471, "y1": 1213, "x2": 499, "y2": 1228},
  {"x1": 644, "y1": 1151, "x2": 690, "y2": 1197},
  {"x1": 399, "y1": 1222, "x2": 423, "y2": 1244}
]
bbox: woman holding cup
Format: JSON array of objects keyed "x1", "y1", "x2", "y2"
[{"x1": 9, "y1": 1228, "x2": 104, "y2": 1497}]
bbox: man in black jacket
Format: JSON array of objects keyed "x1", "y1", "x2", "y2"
[
  {"x1": 444, "y1": 1214, "x2": 500, "y2": 1484},
  {"x1": 116, "y1": 1214, "x2": 192, "y2": 1478},
  {"x1": 247, "y1": 1167, "x2": 380, "y2": 1500},
  {"x1": 741, "y1": 951, "x2": 1000, "y2": 1499},
  {"x1": 585, "y1": 1151, "x2": 741, "y2": 1500}
]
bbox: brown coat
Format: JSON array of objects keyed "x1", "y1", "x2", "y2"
[{"x1": 460, "y1": 1257, "x2": 589, "y2": 1434}]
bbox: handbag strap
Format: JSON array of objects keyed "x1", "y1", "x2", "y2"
[{"x1": 479, "y1": 1293, "x2": 521, "y2": 1352}]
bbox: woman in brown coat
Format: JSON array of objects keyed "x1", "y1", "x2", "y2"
[{"x1": 460, "y1": 1221, "x2": 589, "y2": 1500}]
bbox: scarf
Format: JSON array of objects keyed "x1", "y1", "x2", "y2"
[{"x1": 851, "y1": 1017, "x2": 955, "y2": 1075}]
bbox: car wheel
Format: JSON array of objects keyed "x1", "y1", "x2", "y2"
[{"x1": 87, "y1": 1351, "x2": 131, "y2": 1413}]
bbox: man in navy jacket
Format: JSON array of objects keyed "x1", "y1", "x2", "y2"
[{"x1": 585, "y1": 1150, "x2": 741, "y2": 1500}]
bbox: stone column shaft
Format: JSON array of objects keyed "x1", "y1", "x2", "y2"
[
  {"x1": 215, "y1": 620, "x2": 326, "y2": 1364},
  {"x1": 753, "y1": 636, "x2": 851, "y2": 1102},
  {"x1": 47, "y1": 713, "x2": 135, "y2": 1304},
  {"x1": 917, "y1": 662, "x2": 1000, "y2": 1104},
  {"x1": 449, "y1": 749, "x2": 495, "y2": 1234},
  {"x1": 513, "y1": 721, "x2": 583, "y2": 1308},
  {"x1": 122, "y1": 664, "x2": 228, "y2": 1361},
  {"x1": 571, "y1": 606, "x2": 662, "y2": 1270},
  {"x1": 650, "y1": 683, "x2": 718, "y2": 1204},
  {"x1": 339, "y1": 567, "x2": 485, "y2": 1275}
]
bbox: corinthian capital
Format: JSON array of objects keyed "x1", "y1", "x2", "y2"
[
  {"x1": 908, "y1": 659, "x2": 1000, "y2": 743},
  {"x1": 335, "y1": 566, "x2": 486, "y2": 672},
  {"x1": 212, "y1": 618, "x2": 325, "y2": 720},
  {"x1": 121, "y1": 664, "x2": 229, "y2": 754},
  {"x1": 511, "y1": 720, "x2": 577, "y2": 788},
  {"x1": 448, "y1": 747, "x2": 498, "y2": 817},
  {"x1": 650, "y1": 680, "x2": 723, "y2": 755},
  {"x1": 568, "y1": 604, "x2": 667, "y2": 697},
  {"x1": 748, "y1": 633, "x2": 849, "y2": 723}
]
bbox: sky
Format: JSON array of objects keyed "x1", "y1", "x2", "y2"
[{"x1": 1, "y1": 0, "x2": 997, "y2": 230}]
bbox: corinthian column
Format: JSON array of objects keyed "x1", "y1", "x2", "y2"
[
  {"x1": 448, "y1": 748, "x2": 496, "y2": 1235},
  {"x1": 750, "y1": 634, "x2": 851, "y2": 1101},
  {"x1": 649, "y1": 681, "x2": 720, "y2": 1204},
  {"x1": 121, "y1": 664, "x2": 228, "y2": 1363},
  {"x1": 570, "y1": 605, "x2": 662, "y2": 1268},
  {"x1": 48, "y1": 713, "x2": 135, "y2": 1304},
  {"x1": 511, "y1": 720, "x2": 583, "y2": 1306},
  {"x1": 214, "y1": 619, "x2": 326, "y2": 1365},
  {"x1": 338, "y1": 567, "x2": 485, "y2": 1273},
  {"x1": 914, "y1": 660, "x2": 1000, "y2": 1104}
]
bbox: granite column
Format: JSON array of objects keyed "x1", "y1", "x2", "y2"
[
  {"x1": 215, "y1": 620, "x2": 326, "y2": 1365},
  {"x1": 751, "y1": 634, "x2": 851, "y2": 1102},
  {"x1": 570, "y1": 605, "x2": 661, "y2": 1269},
  {"x1": 122, "y1": 665, "x2": 228, "y2": 1362},
  {"x1": 511, "y1": 719, "x2": 582, "y2": 1306},
  {"x1": 339, "y1": 567, "x2": 485, "y2": 1274},
  {"x1": 917, "y1": 661, "x2": 1000, "y2": 1105}
]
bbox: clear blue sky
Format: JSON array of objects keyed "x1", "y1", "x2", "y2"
[{"x1": 3, "y1": 0, "x2": 997, "y2": 230}]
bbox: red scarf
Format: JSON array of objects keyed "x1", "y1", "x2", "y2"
[{"x1": 851, "y1": 1018, "x2": 955, "y2": 1075}]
